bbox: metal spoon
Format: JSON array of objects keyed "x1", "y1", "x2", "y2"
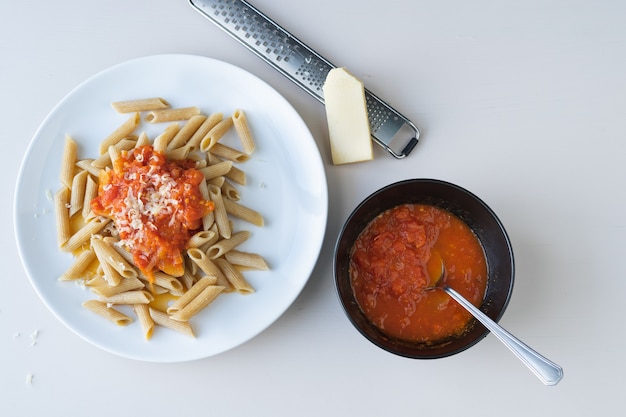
[{"x1": 431, "y1": 264, "x2": 564, "y2": 385}]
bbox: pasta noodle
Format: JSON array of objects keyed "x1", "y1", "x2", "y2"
[
  {"x1": 224, "y1": 250, "x2": 269, "y2": 271},
  {"x1": 69, "y1": 170, "x2": 88, "y2": 216},
  {"x1": 232, "y1": 109, "x2": 256, "y2": 154},
  {"x1": 224, "y1": 163, "x2": 246, "y2": 185},
  {"x1": 55, "y1": 98, "x2": 267, "y2": 340},
  {"x1": 208, "y1": 184, "x2": 231, "y2": 239},
  {"x1": 145, "y1": 106, "x2": 200, "y2": 123},
  {"x1": 188, "y1": 230, "x2": 217, "y2": 248},
  {"x1": 133, "y1": 304, "x2": 155, "y2": 340},
  {"x1": 170, "y1": 285, "x2": 224, "y2": 322},
  {"x1": 199, "y1": 116, "x2": 233, "y2": 152},
  {"x1": 200, "y1": 160, "x2": 233, "y2": 180},
  {"x1": 82, "y1": 300, "x2": 133, "y2": 326},
  {"x1": 61, "y1": 216, "x2": 111, "y2": 254},
  {"x1": 214, "y1": 258, "x2": 254, "y2": 294},
  {"x1": 220, "y1": 180, "x2": 240, "y2": 201},
  {"x1": 149, "y1": 308, "x2": 194, "y2": 337},
  {"x1": 91, "y1": 138, "x2": 137, "y2": 169},
  {"x1": 90, "y1": 235, "x2": 137, "y2": 279},
  {"x1": 82, "y1": 175, "x2": 98, "y2": 220},
  {"x1": 75, "y1": 159, "x2": 102, "y2": 178},
  {"x1": 223, "y1": 198, "x2": 264, "y2": 227},
  {"x1": 54, "y1": 187, "x2": 71, "y2": 247},
  {"x1": 206, "y1": 231, "x2": 250, "y2": 259},
  {"x1": 90, "y1": 277, "x2": 145, "y2": 298},
  {"x1": 60, "y1": 135, "x2": 77, "y2": 188},
  {"x1": 187, "y1": 248, "x2": 232, "y2": 291},
  {"x1": 167, "y1": 276, "x2": 213, "y2": 315},
  {"x1": 153, "y1": 123, "x2": 180, "y2": 153},
  {"x1": 167, "y1": 114, "x2": 207, "y2": 150},
  {"x1": 100, "y1": 290, "x2": 154, "y2": 305},
  {"x1": 112, "y1": 97, "x2": 170, "y2": 113},
  {"x1": 209, "y1": 142, "x2": 250, "y2": 163},
  {"x1": 99, "y1": 113, "x2": 140, "y2": 154},
  {"x1": 59, "y1": 249, "x2": 97, "y2": 281},
  {"x1": 185, "y1": 112, "x2": 222, "y2": 152}
]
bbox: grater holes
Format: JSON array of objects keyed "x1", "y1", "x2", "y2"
[
  {"x1": 366, "y1": 97, "x2": 392, "y2": 132},
  {"x1": 295, "y1": 60, "x2": 330, "y2": 93}
]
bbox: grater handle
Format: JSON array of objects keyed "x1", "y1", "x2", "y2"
[{"x1": 188, "y1": 0, "x2": 420, "y2": 159}]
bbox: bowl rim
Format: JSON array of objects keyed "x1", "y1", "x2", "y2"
[{"x1": 333, "y1": 178, "x2": 515, "y2": 359}]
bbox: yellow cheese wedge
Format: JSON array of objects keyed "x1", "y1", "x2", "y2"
[{"x1": 322, "y1": 67, "x2": 373, "y2": 165}]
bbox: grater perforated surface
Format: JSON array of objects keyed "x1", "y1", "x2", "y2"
[{"x1": 189, "y1": 0, "x2": 419, "y2": 158}]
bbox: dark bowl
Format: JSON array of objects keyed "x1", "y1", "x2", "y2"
[{"x1": 334, "y1": 179, "x2": 515, "y2": 359}]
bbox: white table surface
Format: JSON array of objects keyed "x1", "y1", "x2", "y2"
[{"x1": 2, "y1": 0, "x2": 625, "y2": 415}]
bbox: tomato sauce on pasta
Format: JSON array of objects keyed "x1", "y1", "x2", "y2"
[
  {"x1": 350, "y1": 204, "x2": 487, "y2": 343},
  {"x1": 91, "y1": 145, "x2": 213, "y2": 280}
]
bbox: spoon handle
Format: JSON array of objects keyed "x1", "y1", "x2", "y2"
[{"x1": 443, "y1": 286, "x2": 564, "y2": 386}]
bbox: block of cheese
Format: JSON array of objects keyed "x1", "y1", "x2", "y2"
[{"x1": 322, "y1": 67, "x2": 373, "y2": 165}]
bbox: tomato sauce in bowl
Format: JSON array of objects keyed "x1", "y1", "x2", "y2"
[{"x1": 350, "y1": 204, "x2": 487, "y2": 344}]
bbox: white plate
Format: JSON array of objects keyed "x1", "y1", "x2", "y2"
[{"x1": 14, "y1": 54, "x2": 328, "y2": 362}]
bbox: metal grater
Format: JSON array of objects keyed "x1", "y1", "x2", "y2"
[{"x1": 188, "y1": 0, "x2": 420, "y2": 159}]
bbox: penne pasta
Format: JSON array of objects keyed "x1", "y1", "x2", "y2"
[
  {"x1": 144, "y1": 106, "x2": 200, "y2": 123},
  {"x1": 59, "y1": 248, "x2": 97, "y2": 280},
  {"x1": 208, "y1": 184, "x2": 230, "y2": 239},
  {"x1": 91, "y1": 138, "x2": 136, "y2": 169},
  {"x1": 207, "y1": 176, "x2": 225, "y2": 188},
  {"x1": 99, "y1": 112, "x2": 140, "y2": 154},
  {"x1": 60, "y1": 135, "x2": 78, "y2": 188},
  {"x1": 69, "y1": 170, "x2": 88, "y2": 216},
  {"x1": 167, "y1": 114, "x2": 207, "y2": 150},
  {"x1": 224, "y1": 250, "x2": 269, "y2": 271},
  {"x1": 232, "y1": 109, "x2": 256, "y2": 154},
  {"x1": 108, "y1": 145, "x2": 121, "y2": 167},
  {"x1": 138, "y1": 271, "x2": 184, "y2": 294},
  {"x1": 209, "y1": 142, "x2": 250, "y2": 163},
  {"x1": 82, "y1": 300, "x2": 133, "y2": 326},
  {"x1": 223, "y1": 198, "x2": 264, "y2": 227},
  {"x1": 135, "y1": 131, "x2": 151, "y2": 147},
  {"x1": 170, "y1": 285, "x2": 225, "y2": 322},
  {"x1": 200, "y1": 160, "x2": 233, "y2": 181},
  {"x1": 61, "y1": 216, "x2": 110, "y2": 253},
  {"x1": 82, "y1": 175, "x2": 98, "y2": 220},
  {"x1": 224, "y1": 163, "x2": 246, "y2": 185},
  {"x1": 89, "y1": 277, "x2": 145, "y2": 298},
  {"x1": 214, "y1": 258, "x2": 254, "y2": 294},
  {"x1": 206, "y1": 230, "x2": 251, "y2": 259},
  {"x1": 188, "y1": 230, "x2": 217, "y2": 248},
  {"x1": 75, "y1": 159, "x2": 102, "y2": 178},
  {"x1": 197, "y1": 178, "x2": 215, "y2": 231},
  {"x1": 187, "y1": 248, "x2": 233, "y2": 291},
  {"x1": 54, "y1": 187, "x2": 71, "y2": 247},
  {"x1": 166, "y1": 146, "x2": 191, "y2": 161},
  {"x1": 133, "y1": 304, "x2": 155, "y2": 340},
  {"x1": 167, "y1": 276, "x2": 213, "y2": 315},
  {"x1": 90, "y1": 235, "x2": 137, "y2": 279},
  {"x1": 96, "y1": 255, "x2": 123, "y2": 287},
  {"x1": 185, "y1": 112, "x2": 222, "y2": 152},
  {"x1": 99, "y1": 290, "x2": 154, "y2": 305},
  {"x1": 180, "y1": 265, "x2": 198, "y2": 290},
  {"x1": 199, "y1": 223, "x2": 220, "y2": 252},
  {"x1": 153, "y1": 122, "x2": 180, "y2": 153},
  {"x1": 199, "y1": 116, "x2": 233, "y2": 152},
  {"x1": 220, "y1": 180, "x2": 240, "y2": 201},
  {"x1": 112, "y1": 97, "x2": 170, "y2": 113},
  {"x1": 149, "y1": 308, "x2": 194, "y2": 337}
]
